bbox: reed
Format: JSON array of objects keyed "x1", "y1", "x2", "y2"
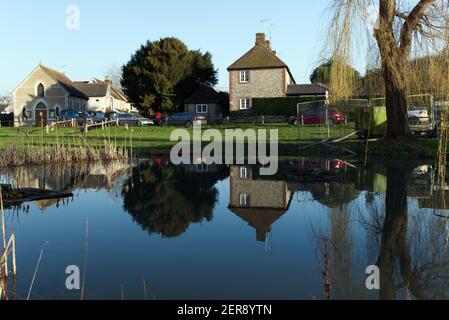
[
  {"x1": 1, "y1": 187, "x2": 17, "y2": 300},
  {"x1": 0, "y1": 127, "x2": 129, "y2": 168}
]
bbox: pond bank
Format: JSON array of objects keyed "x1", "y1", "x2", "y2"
[{"x1": 0, "y1": 126, "x2": 442, "y2": 165}]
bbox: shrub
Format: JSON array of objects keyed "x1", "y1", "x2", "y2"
[{"x1": 252, "y1": 97, "x2": 325, "y2": 116}]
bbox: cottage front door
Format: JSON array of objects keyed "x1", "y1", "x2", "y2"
[{"x1": 35, "y1": 103, "x2": 47, "y2": 127}]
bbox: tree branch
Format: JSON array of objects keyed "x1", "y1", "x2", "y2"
[{"x1": 400, "y1": 0, "x2": 436, "y2": 54}]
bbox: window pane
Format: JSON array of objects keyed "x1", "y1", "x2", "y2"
[{"x1": 37, "y1": 83, "x2": 45, "y2": 97}]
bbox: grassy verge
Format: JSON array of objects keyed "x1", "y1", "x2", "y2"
[{"x1": 0, "y1": 124, "x2": 441, "y2": 160}]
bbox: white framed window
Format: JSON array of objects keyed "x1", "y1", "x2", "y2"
[
  {"x1": 239, "y1": 70, "x2": 250, "y2": 83},
  {"x1": 240, "y1": 167, "x2": 248, "y2": 179},
  {"x1": 196, "y1": 104, "x2": 208, "y2": 114},
  {"x1": 239, "y1": 193, "x2": 250, "y2": 207},
  {"x1": 239, "y1": 98, "x2": 251, "y2": 110}
]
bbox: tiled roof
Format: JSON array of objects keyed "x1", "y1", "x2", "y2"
[
  {"x1": 184, "y1": 86, "x2": 227, "y2": 104},
  {"x1": 111, "y1": 86, "x2": 128, "y2": 101},
  {"x1": 73, "y1": 82, "x2": 108, "y2": 97},
  {"x1": 40, "y1": 65, "x2": 88, "y2": 99},
  {"x1": 228, "y1": 43, "x2": 289, "y2": 71},
  {"x1": 287, "y1": 84, "x2": 329, "y2": 96},
  {"x1": 229, "y1": 207, "x2": 288, "y2": 242}
]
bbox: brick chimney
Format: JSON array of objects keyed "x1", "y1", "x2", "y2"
[
  {"x1": 255, "y1": 33, "x2": 266, "y2": 46},
  {"x1": 255, "y1": 33, "x2": 274, "y2": 52}
]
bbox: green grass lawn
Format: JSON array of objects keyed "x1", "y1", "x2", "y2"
[{"x1": 0, "y1": 124, "x2": 441, "y2": 160}]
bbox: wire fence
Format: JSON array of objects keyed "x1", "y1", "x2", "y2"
[{"x1": 294, "y1": 94, "x2": 438, "y2": 150}]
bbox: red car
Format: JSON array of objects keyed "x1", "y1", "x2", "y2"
[
  {"x1": 290, "y1": 159, "x2": 346, "y2": 172},
  {"x1": 289, "y1": 107, "x2": 345, "y2": 125}
]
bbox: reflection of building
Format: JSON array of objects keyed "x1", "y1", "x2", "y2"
[
  {"x1": 229, "y1": 166, "x2": 292, "y2": 241},
  {"x1": 3, "y1": 161, "x2": 130, "y2": 211}
]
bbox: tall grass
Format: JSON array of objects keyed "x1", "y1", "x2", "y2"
[
  {"x1": 0, "y1": 126, "x2": 130, "y2": 168},
  {"x1": 1, "y1": 187, "x2": 17, "y2": 300}
]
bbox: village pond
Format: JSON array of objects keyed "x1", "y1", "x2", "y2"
[{"x1": 1, "y1": 158, "x2": 448, "y2": 300}]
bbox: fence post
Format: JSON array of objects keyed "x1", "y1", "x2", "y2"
[
  {"x1": 116, "y1": 118, "x2": 119, "y2": 127},
  {"x1": 297, "y1": 103, "x2": 301, "y2": 157},
  {"x1": 326, "y1": 99, "x2": 330, "y2": 140},
  {"x1": 11, "y1": 234, "x2": 16, "y2": 277},
  {"x1": 84, "y1": 124, "x2": 88, "y2": 134}
]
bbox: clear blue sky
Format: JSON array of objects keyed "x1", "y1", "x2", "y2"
[{"x1": 0, "y1": 0, "x2": 340, "y2": 95}]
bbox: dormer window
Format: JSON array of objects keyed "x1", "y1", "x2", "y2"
[
  {"x1": 239, "y1": 70, "x2": 250, "y2": 83},
  {"x1": 37, "y1": 83, "x2": 45, "y2": 97}
]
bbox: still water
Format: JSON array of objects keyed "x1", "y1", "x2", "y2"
[{"x1": 1, "y1": 158, "x2": 448, "y2": 300}]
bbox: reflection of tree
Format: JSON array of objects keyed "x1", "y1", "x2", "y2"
[
  {"x1": 314, "y1": 163, "x2": 449, "y2": 300},
  {"x1": 315, "y1": 205, "x2": 370, "y2": 300},
  {"x1": 308, "y1": 181, "x2": 360, "y2": 209},
  {"x1": 122, "y1": 163, "x2": 226, "y2": 238},
  {"x1": 376, "y1": 164, "x2": 449, "y2": 300}
]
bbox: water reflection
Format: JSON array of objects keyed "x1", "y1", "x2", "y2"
[
  {"x1": 122, "y1": 161, "x2": 228, "y2": 238},
  {"x1": 229, "y1": 165, "x2": 292, "y2": 242},
  {"x1": 1, "y1": 161, "x2": 130, "y2": 211},
  {"x1": 1, "y1": 158, "x2": 448, "y2": 300}
]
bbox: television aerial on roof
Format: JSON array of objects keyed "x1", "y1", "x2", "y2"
[{"x1": 259, "y1": 19, "x2": 274, "y2": 41}]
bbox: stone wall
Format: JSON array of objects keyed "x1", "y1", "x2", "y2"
[{"x1": 229, "y1": 68, "x2": 288, "y2": 112}]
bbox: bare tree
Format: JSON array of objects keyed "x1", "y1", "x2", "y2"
[
  {"x1": 328, "y1": 0, "x2": 448, "y2": 140},
  {"x1": 104, "y1": 64, "x2": 123, "y2": 89}
]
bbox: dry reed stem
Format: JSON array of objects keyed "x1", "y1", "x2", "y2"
[{"x1": 27, "y1": 241, "x2": 48, "y2": 300}]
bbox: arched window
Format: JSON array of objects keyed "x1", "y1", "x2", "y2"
[
  {"x1": 22, "y1": 107, "x2": 28, "y2": 120},
  {"x1": 37, "y1": 83, "x2": 45, "y2": 97}
]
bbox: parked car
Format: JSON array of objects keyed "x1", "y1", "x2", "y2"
[
  {"x1": 111, "y1": 113, "x2": 139, "y2": 126},
  {"x1": 163, "y1": 113, "x2": 195, "y2": 127},
  {"x1": 88, "y1": 111, "x2": 107, "y2": 123},
  {"x1": 289, "y1": 159, "x2": 346, "y2": 173},
  {"x1": 288, "y1": 107, "x2": 345, "y2": 126},
  {"x1": 133, "y1": 114, "x2": 155, "y2": 126},
  {"x1": 60, "y1": 110, "x2": 94, "y2": 125},
  {"x1": 408, "y1": 108, "x2": 430, "y2": 125}
]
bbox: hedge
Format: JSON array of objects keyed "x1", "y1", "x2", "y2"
[{"x1": 251, "y1": 97, "x2": 326, "y2": 116}]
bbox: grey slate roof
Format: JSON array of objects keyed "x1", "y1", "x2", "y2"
[{"x1": 287, "y1": 84, "x2": 329, "y2": 96}]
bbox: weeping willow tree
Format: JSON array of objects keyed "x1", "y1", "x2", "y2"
[{"x1": 328, "y1": 0, "x2": 449, "y2": 140}]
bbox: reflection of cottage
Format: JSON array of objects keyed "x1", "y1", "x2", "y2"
[
  {"x1": 73, "y1": 78, "x2": 133, "y2": 113},
  {"x1": 184, "y1": 86, "x2": 229, "y2": 124},
  {"x1": 229, "y1": 166, "x2": 292, "y2": 241},
  {"x1": 13, "y1": 64, "x2": 89, "y2": 126}
]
